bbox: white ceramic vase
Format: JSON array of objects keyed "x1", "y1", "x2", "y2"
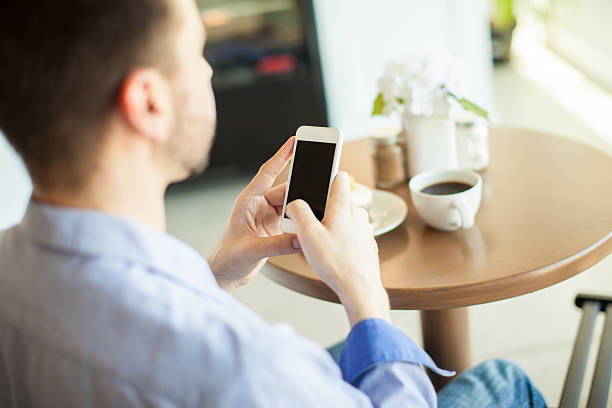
[{"x1": 403, "y1": 113, "x2": 459, "y2": 178}]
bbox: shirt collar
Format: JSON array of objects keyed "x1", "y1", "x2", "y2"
[{"x1": 19, "y1": 200, "x2": 217, "y2": 294}]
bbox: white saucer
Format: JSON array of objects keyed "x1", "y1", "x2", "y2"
[{"x1": 369, "y1": 189, "x2": 408, "y2": 236}]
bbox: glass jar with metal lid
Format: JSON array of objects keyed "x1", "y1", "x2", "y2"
[{"x1": 456, "y1": 115, "x2": 489, "y2": 171}]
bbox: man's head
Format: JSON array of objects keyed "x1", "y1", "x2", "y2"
[{"x1": 0, "y1": 0, "x2": 216, "y2": 193}]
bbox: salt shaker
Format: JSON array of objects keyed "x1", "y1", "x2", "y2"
[{"x1": 369, "y1": 127, "x2": 406, "y2": 188}]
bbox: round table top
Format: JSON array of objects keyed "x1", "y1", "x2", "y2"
[{"x1": 265, "y1": 128, "x2": 612, "y2": 310}]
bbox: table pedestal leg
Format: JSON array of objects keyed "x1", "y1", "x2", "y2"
[{"x1": 420, "y1": 307, "x2": 471, "y2": 391}]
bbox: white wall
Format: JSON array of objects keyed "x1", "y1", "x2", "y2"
[
  {"x1": 0, "y1": 132, "x2": 31, "y2": 229},
  {"x1": 547, "y1": 0, "x2": 612, "y2": 94},
  {"x1": 313, "y1": 0, "x2": 494, "y2": 140}
]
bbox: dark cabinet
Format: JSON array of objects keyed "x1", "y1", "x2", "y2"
[{"x1": 199, "y1": 0, "x2": 327, "y2": 172}]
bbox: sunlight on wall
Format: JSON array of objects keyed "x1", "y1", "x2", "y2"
[{"x1": 512, "y1": 27, "x2": 612, "y2": 154}]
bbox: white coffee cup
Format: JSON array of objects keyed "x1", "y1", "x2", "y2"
[{"x1": 409, "y1": 169, "x2": 483, "y2": 231}]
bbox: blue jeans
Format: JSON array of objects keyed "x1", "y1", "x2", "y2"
[
  {"x1": 327, "y1": 343, "x2": 547, "y2": 407},
  {"x1": 437, "y1": 359, "x2": 547, "y2": 408}
]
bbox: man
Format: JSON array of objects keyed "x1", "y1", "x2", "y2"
[{"x1": 0, "y1": 0, "x2": 548, "y2": 406}]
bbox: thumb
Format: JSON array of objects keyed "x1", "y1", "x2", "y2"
[
  {"x1": 248, "y1": 137, "x2": 295, "y2": 194},
  {"x1": 285, "y1": 199, "x2": 321, "y2": 234},
  {"x1": 327, "y1": 171, "x2": 351, "y2": 212},
  {"x1": 248, "y1": 234, "x2": 301, "y2": 258}
]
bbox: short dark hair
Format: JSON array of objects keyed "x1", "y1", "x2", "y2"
[{"x1": 0, "y1": 0, "x2": 178, "y2": 190}]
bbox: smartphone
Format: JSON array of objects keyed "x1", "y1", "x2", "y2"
[{"x1": 280, "y1": 126, "x2": 343, "y2": 234}]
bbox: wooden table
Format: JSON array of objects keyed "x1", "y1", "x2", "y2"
[{"x1": 266, "y1": 127, "x2": 612, "y2": 389}]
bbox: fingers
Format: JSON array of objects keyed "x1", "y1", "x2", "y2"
[
  {"x1": 285, "y1": 199, "x2": 321, "y2": 234},
  {"x1": 356, "y1": 207, "x2": 369, "y2": 223},
  {"x1": 264, "y1": 182, "x2": 287, "y2": 208},
  {"x1": 250, "y1": 137, "x2": 295, "y2": 194},
  {"x1": 356, "y1": 207, "x2": 374, "y2": 234},
  {"x1": 326, "y1": 171, "x2": 351, "y2": 213},
  {"x1": 248, "y1": 234, "x2": 301, "y2": 258}
]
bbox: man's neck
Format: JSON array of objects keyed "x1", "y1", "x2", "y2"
[{"x1": 33, "y1": 171, "x2": 168, "y2": 232}]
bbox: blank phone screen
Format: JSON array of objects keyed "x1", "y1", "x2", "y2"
[{"x1": 285, "y1": 140, "x2": 337, "y2": 221}]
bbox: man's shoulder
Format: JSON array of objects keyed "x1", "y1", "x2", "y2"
[
  {"x1": 0, "y1": 222, "x2": 21, "y2": 252},
  {"x1": 0, "y1": 227, "x2": 261, "y2": 404},
  {"x1": 1, "y1": 237, "x2": 239, "y2": 352}
]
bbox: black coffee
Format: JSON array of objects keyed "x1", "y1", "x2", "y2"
[{"x1": 420, "y1": 181, "x2": 472, "y2": 195}]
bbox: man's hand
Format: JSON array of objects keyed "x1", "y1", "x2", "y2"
[
  {"x1": 285, "y1": 171, "x2": 391, "y2": 327},
  {"x1": 208, "y1": 137, "x2": 301, "y2": 292}
]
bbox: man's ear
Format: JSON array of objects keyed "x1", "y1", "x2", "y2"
[{"x1": 117, "y1": 69, "x2": 173, "y2": 143}]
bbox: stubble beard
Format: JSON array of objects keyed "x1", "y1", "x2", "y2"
[
  {"x1": 168, "y1": 107, "x2": 216, "y2": 182},
  {"x1": 164, "y1": 72, "x2": 218, "y2": 181}
]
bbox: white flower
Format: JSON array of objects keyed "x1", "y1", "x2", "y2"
[{"x1": 376, "y1": 53, "x2": 472, "y2": 117}]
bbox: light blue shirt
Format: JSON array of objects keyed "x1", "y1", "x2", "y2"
[{"x1": 0, "y1": 202, "x2": 453, "y2": 407}]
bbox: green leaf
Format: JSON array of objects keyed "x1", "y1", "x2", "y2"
[
  {"x1": 457, "y1": 98, "x2": 489, "y2": 120},
  {"x1": 444, "y1": 87, "x2": 489, "y2": 120},
  {"x1": 372, "y1": 93, "x2": 384, "y2": 116}
]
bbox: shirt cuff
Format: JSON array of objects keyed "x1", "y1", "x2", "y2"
[{"x1": 338, "y1": 318, "x2": 455, "y2": 383}]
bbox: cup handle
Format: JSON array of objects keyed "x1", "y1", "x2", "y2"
[{"x1": 450, "y1": 197, "x2": 474, "y2": 229}]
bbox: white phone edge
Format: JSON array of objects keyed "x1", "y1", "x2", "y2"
[{"x1": 280, "y1": 126, "x2": 344, "y2": 234}]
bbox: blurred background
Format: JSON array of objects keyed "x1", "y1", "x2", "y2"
[{"x1": 2, "y1": 0, "x2": 612, "y2": 405}]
